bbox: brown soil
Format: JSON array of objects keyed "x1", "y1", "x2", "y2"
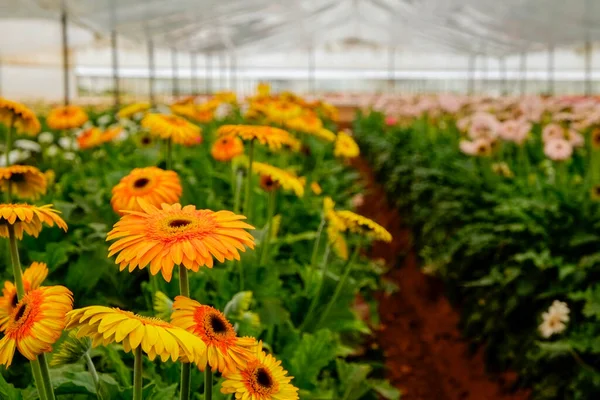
[{"x1": 354, "y1": 159, "x2": 530, "y2": 400}]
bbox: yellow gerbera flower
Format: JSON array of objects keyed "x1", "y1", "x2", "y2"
[
  {"x1": 310, "y1": 182, "x2": 322, "y2": 195},
  {"x1": 111, "y1": 167, "x2": 182, "y2": 215},
  {"x1": 0, "y1": 286, "x2": 73, "y2": 367},
  {"x1": 0, "y1": 165, "x2": 47, "y2": 200},
  {"x1": 46, "y1": 105, "x2": 88, "y2": 130},
  {"x1": 141, "y1": 113, "x2": 202, "y2": 145},
  {"x1": 257, "y1": 82, "x2": 271, "y2": 97},
  {"x1": 0, "y1": 262, "x2": 48, "y2": 331},
  {"x1": 323, "y1": 197, "x2": 349, "y2": 260},
  {"x1": 335, "y1": 210, "x2": 392, "y2": 242},
  {"x1": 591, "y1": 184, "x2": 600, "y2": 201},
  {"x1": 171, "y1": 296, "x2": 257, "y2": 373},
  {"x1": 264, "y1": 101, "x2": 303, "y2": 124},
  {"x1": 0, "y1": 97, "x2": 41, "y2": 135},
  {"x1": 214, "y1": 91, "x2": 237, "y2": 104},
  {"x1": 211, "y1": 136, "x2": 245, "y2": 162},
  {"x1": 252, "y1": 162, "x2": 304, "y2": 197},
  {"x1": 334, "y1": 132, "x2": 360, "y2": 159},
  {"x1": 0, "y1": 203, "x2": 67, "y2": 239},
  {"x1": 217, "y1": 125, "x2": 294, "y2": 151},
  {"x1": 221, "y1": 341, "x2": 299, "y2": 400},
  {"x1": 77, "y1": 127, "x2": 104, "y2": 149},
  {"x1": 66, "y1": 306, "x2": 207, "y2": 363},
  {"x1": 107, "y1": 200, "x2": 255, "y2": 282},
  {"x1": 118, "y1": 103, "x2": 150, "y2": 119}
]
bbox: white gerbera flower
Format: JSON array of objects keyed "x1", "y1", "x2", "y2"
[
  {"x1": 539, "y1": 300, "x2": 570, "y2": 338},
  {"x1": 14, "y1": 139, "x2": 41, "y2": 152},
  {"x1": 46, "y1": 144, "x2": 60, "y2": 158},
  {"x1": 38, "y1": 132, "x2": 55, "y2": 144}
]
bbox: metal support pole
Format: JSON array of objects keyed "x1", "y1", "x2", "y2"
[
  {"x1": 230, "y1": 52, "x2": 237, "y2": 95},
  {"x1": 111, "y1": 30, "x2": 120, "y2": 108},
  {"x1": 520, "y1": 52, "x2": 527, "y2": 95},
  {"x1": 482, "y1": 54, "x2": 489, "y2": 93},
  {"x1": 206, "y1": 53, "x2": 212, "y2": 94},
  {"x1": 547, "y1": 45, "x2": 555, "y2": 95},
  {"x1": 585, "y1": 39, "x2": 593, "y2": 96},
  {"x1": 219, "y1": 53, "x2": 226, "y2": 90},
  {"x1": 388, "y1": 46, "x2": 395, "y2": 93},
  {"x1": 467, "y1": 54, "x2": 475, "y2": 95},
  {"x1": 148, "y1": 40, "x2": 156, "y2": 106},
  {"x1": 61, "y1": 7, "x2": 70, "y2": 105},
  {"x1": 191, "y1": 52, "x2": 198, "y2": 96},
  {"x1": 308, "y1": 47, "x2": 316, "y2": 94},
  {"x1": 171, "y1": 49, "x2": 179, "y2": 99}
]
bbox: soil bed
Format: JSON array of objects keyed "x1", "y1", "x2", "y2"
[{"x1": 355, "y1": 159, "x2": 530, "y2": 400}]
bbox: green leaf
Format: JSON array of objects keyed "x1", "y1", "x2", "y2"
[
  {"x1": 0, "y1": 372, "x2": 23, "y2": 400},
  {"x1": 288, "y1": 330, "x2": 339, "y2": 389},
  {"x1": 223, "y1": 291, "x2": 254, "y2": 317},
  {"x1": 369, "y1": 379, "x2": 401, "y2": 400}
]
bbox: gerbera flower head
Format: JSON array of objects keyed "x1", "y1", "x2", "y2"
[
  {"x1": 0, "y1": 286, "x2": 73, "y2": 367},
  {"x1": 544, "y1": 138, "x2": 573, "y2": 161},
  {"x1": 335, "y1": 210, "x2": 392, "y2": 242},
  {"x1": 0, "y1": 165, "x2": 47, "y2": 200},
  {"x1": 591, "y1": 128, "x2": 600, "y2": 149},
  {"x1": 46, "y1": 105, "x2": 88, "y2": 130},
  {"x1": 542, "y1": 123, "x2": 565, "y2": 143},
  {"x1": 0, "y1": 204, "x2": 67, "y2": 239},
  {"x1": 100, "y1": 126, "x2": 123, "y2": 143},
  {"x1": 111, "y1": 167, "x2": 182, "y2": 215},
  {"x1": 310, "y1": 182, "x2": 322, "y2": 195},
  {"x1": 141, "y1": 113, "x2": 202, "y2": 145},
  {"x1": 590, "y1": 184, "x2": 600, "y2": 201},
  {"x1": 211, "y1": 136, "x2": 245, "y2": 162},
  {"x1": 118, "y1": 103, "x2": 151, "y2": 119},
  {"x1": 217, "y1": 125, "x2": 294, "y2": 151},
  {"x1": 77, "y1": 127, "x2": 104, "y2": 150},
  {"x1": 171, "y1": 296, "x2": 257, "y2": 373},
  {"x1": 264, "y1": 101, "x2": 303, "y2": 123},
  {"x1": 539, "y1": 300, "x2": 570, "y2": 338},
  {"x1": 66, "y1": 306, "x2": 207, "y2": 363},
  {"x1": 0, "y1": 97, "x2": 41, "y2": 135},
  {"x1": 0, "y1": 262, "x2": 48, "y2": 332},
  {"x1": 107, "y1": 200, "x2": 255, "y2": 282},
  {"x1": 252, "y1": 162, "x2": 304, "y2": 197},
  {"x1": 334, "y1": 131, "x2": 360, "y2": 159},
  {"x1": 221, "y1": 341, "x2": 299, "y2": 400}
]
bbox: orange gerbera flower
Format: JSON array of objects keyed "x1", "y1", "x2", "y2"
[
  {"x1": 221, "y1": 341, "x2": 299, "y2": 400},
  {"x1": 107, "y1": 200, "x2": 255, "y2": 282},
  {"x1": 252, "y1": 162, "x2": 304, "y2": 197},
  {"x1": 46, "y1": 105, "x2": 88, "y2": 130},
  {"x1": 101, "y1": 126, "x2": 123, "y2": 143},
  {"x1": 0, "y1": 262, "x2": 48, "y2": 332},
  {"x1": 0, "y1": 97, "x2": 41, "y2": 135},
  {"x1": 66, "y1": 306, "x2": 206, "y2": 363},
  {"x1": 0, "y1": 165, "x2": 47, "y2": 200},
  {"x1": 141, "y1": 113, "x2": 202, "y2": 145},
  {"x1": 0, "y1": 204, "x2": 67, "y2": 239},
  {"x1": 171, "y1": 296, "x2": 257, "y2": 373},
  {"x1": 77, "y1": 127, "x2": 104, "y2": 149},
  {"x1": 111, "y1": 167, "x2": 182, "y2": 215},
  {"x1": 0, "y1": 286, "x2": 73, "y2": 367},
  {"x1": 211, "y1": 136, "x2": 244, "y2": 162},
  {"x1": 217, "y1": 125, "x2": 294, "y2": 151}
]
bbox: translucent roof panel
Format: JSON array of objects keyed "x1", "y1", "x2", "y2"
[{"x1": 1, "y1": 0, "x2": 599, "y2": 56}]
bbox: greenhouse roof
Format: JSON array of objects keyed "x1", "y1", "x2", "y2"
[{"x1": 2, "y1": 0, "x2": 600, "y2": 55}]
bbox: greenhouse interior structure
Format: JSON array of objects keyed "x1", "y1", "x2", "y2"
[{"x1": 2, "y1": 0, "x2": 600, "y2": 399}]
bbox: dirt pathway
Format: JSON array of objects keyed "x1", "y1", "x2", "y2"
[{"x1": 354, "y1": 159, "x2": 530, "y2": 400}]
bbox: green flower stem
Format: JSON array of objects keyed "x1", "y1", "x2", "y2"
[
  {"x1": 166, "y1": 138, "x2": 173, "y2": 170},
  {"x1": 299, "y1": 243, "x2": 331, "y2": 332},
  {"x1": 84, "y1": 352, "x2": 100, "y2": 388},
  {"x1": 259, "y1": 190, "x2": 276, "y2": 266},
  {"x1": 30, "y1": 359, "x2": 48, "y2": 400},
  {"x1": 310, "y1": 215, "x2": 326, "y2": 270},
  {"x1": 243, "y1": 140, "x2": 255, "y2": 220},
  {"x1": 7, "y1": 225, "x2": 25, "y2": 298},
  {"x1": 314, "y1": 242, "x2": 361, "y2": 331},
  {"x1": 233, "y1": 169, "x2": 244, "y2": 214},
  {"x1": 38, "y1": 353, "x2": 56, "y2": 400},
  {"x1": 204, "y1": 366, "x2": 213, "y2": 400},
  {"x1": 179, "y1": 265, "x2": 191, "y2": 400},
  {"x1": 133, "y1": 346, "x2": 143, "y2": 400}
]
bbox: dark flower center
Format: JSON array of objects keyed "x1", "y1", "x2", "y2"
[
  {"x1": 169, "y1": 219, "x2": 192, "y2": 228},
  {"x1": 134, "y1": 178, "x2": 150, "y2": 188},
  {"x1": 256, "y1": 367, "x2": 273, "y2": 388},
  {"x1": 141, "y1": 137, "x2": 152, "y2": 145},
  {"x1": 9, "y1": 173, "x2": 25, "y2": 183},
  {"x1": 13, "y1": 303, "x2": 26, "y2": 322},
  {"x1": 209, "y1": 314, "x2": 228, "y2": 334},
  {"x1": 10, "y1": 293, "x2": 18, "y2": 308},
  {"x1": 595, "y1": 186, "x2": 600, "y2": 196}
]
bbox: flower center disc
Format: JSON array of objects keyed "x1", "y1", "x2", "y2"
[
  {"x1": 10, "y1": 293, "x2": 18, "y2": 308},
  {"x1": 256, "y1": 367, "x2": 274, "y2": 389},
  {"x1": 9, "y1": 173, "x2": 25, "y2": 183},
  {"x1": 13, "y1": 303, "x2": 27, "y2": 322},
  {"x1": 168, "y1": 219, "x2": 192, "y2": 229},
  {"x1": 209, "y1": 314, "x2": 228, "y2": 334},
  {"x1": 134, "y1": 178, "x2": 150, "y2": 188}
]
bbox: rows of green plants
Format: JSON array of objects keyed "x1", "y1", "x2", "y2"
[
  {"x1": 354, "y1": 105, "x2": 600, "y2": 400},
  {"x1": 0, "y1": 91, "x2": 399, "y2": 399}
]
